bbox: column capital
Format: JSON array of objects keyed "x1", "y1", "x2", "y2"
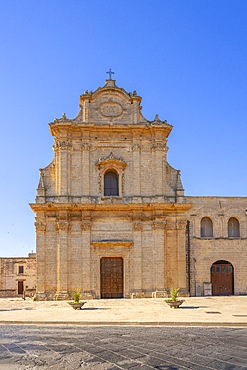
[
  {"x1": 56, "y1": 221, "x2": 70, "y2": 232},
  {"x1": 35, "y1": 220, "x2": 46, "y2": 232}
]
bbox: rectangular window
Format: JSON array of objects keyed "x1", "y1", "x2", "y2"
[
  {"x1": 216, "y1": 266, "x2": 220, "y2": 273},
  {"x1": 18, "y1": 265, "x2": 24, "y2": 274},
  {"x1": 222, "y1": 266, "x2": 227, "y2": 273}
]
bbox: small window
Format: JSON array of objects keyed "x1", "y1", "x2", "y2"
[
  {"x1": 228, "y1": 217, "x2": 240, "y2": 237},
  {"x1": 104, "y1": 171, "x2": 119, "y2": 196},
  {"x1": 18, "y1": 266, "x2": 24, "y2": 274},
  {"x1": 201, "y1": 217, "x2": 213, "y2": 237}
]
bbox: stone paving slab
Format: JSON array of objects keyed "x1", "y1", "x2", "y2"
[
  {"x1": 0, "y1": 296, "x2": 246, "y2": 326},
  {"x1": 1, "y1": 325, "x2": 247, "y2": 369}
]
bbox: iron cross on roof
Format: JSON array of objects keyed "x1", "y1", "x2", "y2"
[{"x1": 106, "y1": 68, "x2": 114, "y2": 80}]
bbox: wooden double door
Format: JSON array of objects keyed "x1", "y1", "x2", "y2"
[
  {"x1": 211, "y1": 260, "x2": 234, "y2": 295},
  {"x1": 100, "y1": 257, "x2": 123, "y2": 299}
]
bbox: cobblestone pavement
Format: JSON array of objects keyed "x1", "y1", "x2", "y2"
[{"x1": 0, "y1": 325, "x2": 246, "y2": 369}]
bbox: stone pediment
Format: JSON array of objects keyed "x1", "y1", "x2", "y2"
[
  {"x1": 79, "y1": 79, "x2": 147, "y2": 125},
  {"x1": 96, "y1": 152, "x2": 127, "y2": 169},
  {"x1": 50, "y1": 79, "x2": 172, "y2": 131}
]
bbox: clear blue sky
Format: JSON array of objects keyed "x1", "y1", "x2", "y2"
[{"x1": 0, "y1": 1, "x2": 246, "y2": 257}]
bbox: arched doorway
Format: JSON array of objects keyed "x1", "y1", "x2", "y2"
[
  {"x1": 211, "y1": 260, "x2": 234, "y2": 295},
  {"x1": 100, "y1": 257, "x2": 123, "y2": 298}
]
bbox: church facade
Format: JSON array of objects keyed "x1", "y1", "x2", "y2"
[{"x1": 30, "y1": 78, "x2": 247, "y2": 300}]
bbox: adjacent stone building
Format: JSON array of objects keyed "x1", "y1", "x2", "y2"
[
  {"x1": 0, "y1": 253, "x2": 36, "y2": 298},
  {"x1": 28, "y1": 78, "x2": 247, "y2": 300},
  {"x1": 186, "y1": 197, "x2": 247, "y2": 296}
]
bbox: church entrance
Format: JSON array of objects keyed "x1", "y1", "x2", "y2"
[
  {"x1": 100, "y1": 257, "x2": 123, "y2": 298},
  {"x1": 211, "y1": 260, "x2": 234, "y2": 295}
]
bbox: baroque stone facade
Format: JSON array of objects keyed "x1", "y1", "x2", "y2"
[{"x1": 29, "y1": 78, "x2": 247, "y2": 300}]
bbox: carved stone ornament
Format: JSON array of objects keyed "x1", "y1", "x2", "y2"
[
  {"x1": 165, "y1": 218, "x2": 177, "y2": 230},
  {"x1": 96, "y1": 152, "x2": 126, "y2": 168},
  {"x1": 132, "y1": 222, "x2": 143, "y2": 231},
  {"x1": 152, "y1": 221, "x2": 165, "y2": 230},
  {"x1": 56, "y1": 221, "x2": 70, "y2": 232},
  {"x1": 151, "y1": 142, "x2": 166, "y2": 152},
  {"x1": 54, "y1": 139, "x2": 72, "y2": 151},
  {"x1": 81, "y1": 142, "x2": 91, "y2": 151},
  {"x1": 165, "y1": 218, "x2": 186, "y2": 230},
  {"x1": 35, "y1": 221, "x2": 46, "y2": 232},
  {"x1": 81, "y1": 221, "x2": 91, "y2": 231},
  {"x1": 176, "y1": 220, "x2": 187, "y2": 230},
  {"x1": 53, "y1": 112, "x2": 71, "y2": 123},
  {"x1": 132, "y1": 143, "x2": 141, "y2": 152},
  {"x1": 100, "y1": 102, "x2": 123, "y2": 117}
]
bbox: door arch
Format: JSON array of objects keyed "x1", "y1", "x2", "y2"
[{"x1": 210, "y1": 260, "x2": 234, "y2": 295}]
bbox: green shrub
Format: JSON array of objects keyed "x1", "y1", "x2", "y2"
[
  {"x1": 170, "y1": 288, "x2": 180, "y2": 301},
  {"x1": 73, "y1": 290, "x2": 81, "y2": 303}
]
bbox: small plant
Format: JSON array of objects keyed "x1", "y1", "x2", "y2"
[
  {"x1": 165, "y1": 288, "x2": 180, "y2": 302},
  {"x1": 170, "y1": 288, "x2": 180, "y2": 301},
  {"x1": 73, "y1": 290, "x2": 81, "y2": 303},
  {"x1": 68, "y1": 290, "x2": 86, "y2": 309}
]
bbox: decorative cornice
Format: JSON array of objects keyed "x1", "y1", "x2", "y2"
[
  {"x1": 91, "y1": 240, "x2": 133, "y2": 248},
  {"x1": 30, "y1": 202, "x2": 192, "y2": 213}
]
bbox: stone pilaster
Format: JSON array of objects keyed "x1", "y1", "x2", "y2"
[
  {"x1": 152, "y1": 220, "x2": 165, "y2": 289},
  {"x1": 165, "y1": 216, "x2": 188, "y2": 292},
  {"x1": 82, "y1": 143, "x2": 90, "y2": 196},
  {"x1": 34, "y1": 219, "x2": 46, "y2": 300},
  {"x1": 53, "y1": 138, "x2": 71, "y2": 197},
  {"x1": 68, "y1": 219, "x2": 83, "y2": 293},
  {"x1": 152, "y1": 142, "x2": 164, "y2": 195},
  {"x1": 132, "y1": 143, "x2": 141, "y2": 195},
  {"x1": 132, "y1": 221, "x2": 143, "y2": 291},
  {"x1": 81, "y1": 219, "x2": 92, "y2": 295},
  {"x1": 54, "y1": 220, "x2": 70, "y2": 300}
]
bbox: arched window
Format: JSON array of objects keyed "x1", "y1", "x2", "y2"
[
  {"x1": 201, "y1": 217, "x2": 213, "y2": 237},
  {"x1": 104, "y1": 171, "x2": 119, "y2": 196},
  {"x1": 228, "y1": 217, "x2": 240, "y2": 237}
]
